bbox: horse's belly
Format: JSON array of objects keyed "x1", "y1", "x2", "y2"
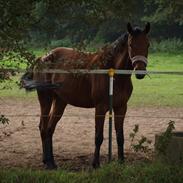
[
  {"x1": 69, "y1": 100, "x2": 95, "y2": 108},
  {"x1": 56, "y1": 89, "x2": 94, "y2": 108},
  {"x1": 53, "y1": 77, "x2": 95, "y2": 108}
]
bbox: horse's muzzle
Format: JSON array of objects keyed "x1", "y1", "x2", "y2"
[
  {"x1": 134, "y1": 61, "x2": 147, "y2": 79},
  {"x1": 135, "y1": 72, "x2": 146, "y2": 79}
]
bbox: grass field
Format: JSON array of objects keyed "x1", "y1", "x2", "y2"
[
  {"x1": 0, "y1": 52, "x2": 183, "y2": 107},
  {"x1": 130, "y1": 52, "x2": 183, "y2": 107},
  {"x1": 1, "y1": 161, "x2": 183, "y2": 183}
]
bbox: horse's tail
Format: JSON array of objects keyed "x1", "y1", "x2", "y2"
[
  {"x1": 20, "y1": 53, "x2": 50, "y2": 91},
  {"x1": 20, "y1": 66, "x2": 35, "y2": 91},
  {"x1": 20, "y1": 56, "x2": 42, "y2": 91},
  {"x1": 20, "y1": 55, "x2": 62, "y2": 91}
]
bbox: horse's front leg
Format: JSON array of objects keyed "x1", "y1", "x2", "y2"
[
  {"x1": 114, "y1": 105, "x2": 127, "y2": 162},
  {"x1": 92, "y1": 105, "x2": 108, "y2": 168}
]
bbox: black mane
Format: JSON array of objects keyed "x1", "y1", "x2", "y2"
[
  {"x1": 107, "y1": 27, "x2": 144, "y2": 59},
  {"x1": 102, "y1": 27, "x2": 144, "y2": 68},
  {"x1": 131, "y1": 27, "x2": 143, "y2": 36},
  {"x1": 101, "y1": 33, "x2": 128, "y2": 67},
  {"x1": 111, "y1": 33, "x2": 128, "y2": 54}
]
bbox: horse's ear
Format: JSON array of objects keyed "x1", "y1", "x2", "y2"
[
  {"x1": 127, "y1": 22, "x2": 133, "y2": 34},
  {"x1": 144, "y1": 22, "x2": 150, "y2": 34}
]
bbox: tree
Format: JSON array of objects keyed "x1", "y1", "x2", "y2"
[
  {"x1": 1, "y1": 0, "x2": 141, "y2": 77},
  {"x1": 143, "y1": 0, "x2": 183, "y2": 25},
  {"x1": 30, "y1": 0, "x2": 140, "y2": 41},
  {"x1": 0, "y1": 0, "x2": 37, "y2": 80},
  {"x1": 0, "y1": 0, "x2": 36, "y2": 49}
]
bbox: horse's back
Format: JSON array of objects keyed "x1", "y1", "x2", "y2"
[{"x1": 46, "y1": 47, "x2": 95, "y2": 66}]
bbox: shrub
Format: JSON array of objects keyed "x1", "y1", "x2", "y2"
[
  {"x1": 155, "y1": 120, "x2": 175, "y2": 155},
  {"x1": 150, "y1": 38, "x2": 183, "y2": 53},
  {"x1": 0, "y1": 115, "x2": 9, "y2": 125},
  {"x1": 129, "y1": 124, "x2": 152, "y2": 154}
]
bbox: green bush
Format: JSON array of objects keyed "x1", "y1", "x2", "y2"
[{"x1": 150, "y1": 38, "x2": 183, "y2": 53}]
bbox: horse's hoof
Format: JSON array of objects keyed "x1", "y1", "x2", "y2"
[
  {"x1": 92, "y1": 161, "x2": 100, "y2": 169},
  {"x1": 44, "y1": 162, "x2": 58, "y2": 170},
  {"x1": 118, "y1": 158, "x2": 125, "y2": 164}
]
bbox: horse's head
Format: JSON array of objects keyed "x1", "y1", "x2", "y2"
[{"x1": 127, "y1": 23, "x2": 150, "y2": 79}]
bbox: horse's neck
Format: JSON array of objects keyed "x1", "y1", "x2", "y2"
[{"x1": 113, "y1": 45, "x2": 132, "y2": 70}]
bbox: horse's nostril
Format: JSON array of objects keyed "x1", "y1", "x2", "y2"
[{"x1": 136, "y1": 74, "x2": 145, "y2": 79}]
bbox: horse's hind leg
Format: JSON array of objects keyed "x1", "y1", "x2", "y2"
[
  {"x1": 114, "y1": 104, "x2": 127, "y2": 162},
  {"x1": 43, "y1": 96, "x2": 67, "y2": 169},
  {"x1": 37, "y1": 90, "x2": 53, "y2": 166},
  {"x1": 92, "y1": 104, "x2": 108, "y2": 168}
]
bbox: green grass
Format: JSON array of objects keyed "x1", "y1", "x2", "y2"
[
  {"x1": 0, "y1": 52, "x2": 183, "y2": 107},
  {"x1": 1, "y1": 161, "x2": 183, "y2": 183},
  {"x1": 0, "y1": 76, "x2": 36, "y2": 98},
  {"x1": 130, "y1": 52, "x2": 183, "y2": 107}
]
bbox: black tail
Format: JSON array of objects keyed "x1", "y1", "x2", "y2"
[
  {"x1": 20, "y1": 71, "x2": 62, "y2": 91},
  {"x1": 20, "y1": 71, "x2": 35, "y2": 91}
]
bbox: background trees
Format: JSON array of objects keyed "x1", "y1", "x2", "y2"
[
  {"x1": 0, "y1": 0, "x2": 182, "y2": 63},
  {"x1": 1, "y1": 0, "x2": 183, "y2": 49}
]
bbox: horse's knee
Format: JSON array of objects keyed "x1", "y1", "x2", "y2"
[
  {"x1": 40, "y1": 129, "x2": 46, "y2": 139},
  {"x1": 39, "y1": 114, "x2": 50, "y2": 133},
  {"x1": 95, "y1": 134, "x2": 103, "y2": 147},
  {"x1": 116, "y1": 132, "x2": 124, "y2": 146},
  {"x1": 116, "y1": 136, "x2": 124, "y2": 147},
  {"x1": 42, "y1": 129, "x2": 54, "y2": 139}
]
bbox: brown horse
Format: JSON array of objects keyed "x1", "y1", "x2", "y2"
[{"x1": 22, "y1": 23, "x2": 150, "y2": 169}]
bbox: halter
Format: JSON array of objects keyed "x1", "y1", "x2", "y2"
[{"x1": 130, "y1": 55, "x2": 148, "y2": 66}]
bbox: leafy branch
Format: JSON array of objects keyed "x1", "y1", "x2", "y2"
[
  {"x1": 0, "y1": 115, "x2": 9, "y2": 125},
  {"x1": 155, "y1": 120, "x2": 175, "y2": 155},
  {"x1": 129, "y1": 124, "x2": 152, "y2": 153}
]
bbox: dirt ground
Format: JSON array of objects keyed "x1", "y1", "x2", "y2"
[{"x1": 0, "y1": 98, "x2": 183, "y2": 170}]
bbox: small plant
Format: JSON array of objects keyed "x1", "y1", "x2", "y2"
[
  {"x1": 129, "y1": 124, "x2": 152, "y2": 153},
  {"x1": 0, "y1": 115, "x2": 9, "y2": 125},
  {"x1": 155, "y1": 120, "x2": 175, "y2": 155}
]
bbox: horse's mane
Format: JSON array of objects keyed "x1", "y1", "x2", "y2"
[
  {"x1": 98, "y1": 27, "x2": 144, "y2": 68},
  {"x1": 97, "y1": 33, "x2": 128, "y2": 68},
  {"x1": 90, "y1": 33, "x2": 129, "y2": 99},
  {"x1": 131, "y1": 26, "x2": 143, "y2": 36},
  {"x1": 110, "y1": 33, "x2": 128, "y2": 56},
  {"x1": 106, "y1": 27, "x2": 143, "y2": 58}
]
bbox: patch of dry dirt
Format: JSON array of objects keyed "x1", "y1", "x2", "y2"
[{"x1": 0, "y1": 98, "x2": 183, "y2": 170}]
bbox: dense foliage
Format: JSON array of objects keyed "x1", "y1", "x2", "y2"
[
  {"x1": 0, "y1": 0, "x2": 183, "y2": 80},
  {"x1": 1, "y1": 0, "x2": 183, "y2": 48}
]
